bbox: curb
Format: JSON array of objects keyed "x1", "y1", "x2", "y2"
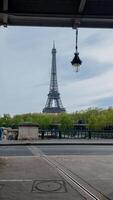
[{"x1": 0, "y1": 142, "x2": 113, "y2": 146}]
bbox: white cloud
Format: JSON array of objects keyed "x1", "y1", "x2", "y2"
[
  {"x1": 0, "y1": 27, "x2": 113, "y2": 114},
  {"x1": 62, "y1": 68, "x2": 113, "y2": 112},
  {"x1": 81, "y1": 29, "x2": 113, "y2": 63}
]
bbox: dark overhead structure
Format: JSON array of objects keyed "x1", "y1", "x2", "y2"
[{"x1": 0, "y1": 0, "x2": 113, "y2": 28}]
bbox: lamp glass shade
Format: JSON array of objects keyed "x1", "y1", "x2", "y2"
[
  {"x1": 71, "y1": 52, "x2": 82, "y2": 72},
  {"x1": 73, "y1": 64, "x2": 80, "y2": 72}
]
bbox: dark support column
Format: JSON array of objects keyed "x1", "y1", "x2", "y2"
[
  {"x1": 3, "y1": 0, "x2": 8, "y2": 27},
  {"x1": 59, "y1": 130, "x2": 61, "y2": 139},
  {"x1": 88, "y1": 130, "x2": 91, "y2": 139},
  {"x1": 41, "y1": 130, "x2": 44, "y2": 140},
  {"x1": 78, "y1": 0, "x2": 86, "y2": 13}
]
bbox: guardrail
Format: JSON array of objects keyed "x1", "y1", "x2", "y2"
[{"x1": 39, "y1": 128, "x2": 113, "y2": 139}]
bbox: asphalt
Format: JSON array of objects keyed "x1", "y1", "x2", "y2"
[
  {"x1": 37, "y1": 145, "x2": 113, "y2": 155},
  {"x1": 1, "y1": 145, "x2": 113, "y2": 156},
  {"x1": 0, "y1": 146, "x2": 33, "y2": 156}
]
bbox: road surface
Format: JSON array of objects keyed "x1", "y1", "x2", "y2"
[
  {"x1": 0, "y1": 145, "x2": 113, "y2": 156},
  {"x1": 0, "y1": 144, "x2": 113, "y2": 199}
]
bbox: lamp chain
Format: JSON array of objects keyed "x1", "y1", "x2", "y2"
[{"x1": 75, "y1": 28, "x2": 78, "y2": 53}]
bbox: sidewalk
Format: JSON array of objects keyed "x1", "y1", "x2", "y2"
[
  {"x1": 0, "y1": 139, "x2": 113, "y2": 145},
  {"x1": 0, "y1": 156, "x2": 85, "y2": 200}
]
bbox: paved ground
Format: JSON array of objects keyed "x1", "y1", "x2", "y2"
[
  {"x1": 37, "y1": 145, "x2": 113, "y2": 155},
  {"x1": 31, "y1": 145, "x2": 113, "y2": 199},
  {"x1": 0, "y1": 146, "x2": 33, "y2": 156},
  {"x1": 0, "y1": 145, "x2": 113, "y2": 156},
  {"x1": 1, "y1": 139, "x2": 113, "y2": 145},
  {"x1": 0, "y1": 157, "x2": 85, "y2": 200},
  {"x1": 50, "y1": 155, "x2": 113, "y2": 200},
  {"x1": 0, "y1": 144, "x2": 113, "y2": 199}
]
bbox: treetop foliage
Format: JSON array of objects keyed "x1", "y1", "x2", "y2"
[{"x1": 0, "y1": 107, "x2": 113, "y2": 130}]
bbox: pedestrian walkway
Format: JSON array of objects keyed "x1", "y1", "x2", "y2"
[
  {"x1": 1, "y1": 139, "x2": 113, "y2": 145},
  {"x1": 0, "y1": 156, "x2": 84, "y2": 200}
]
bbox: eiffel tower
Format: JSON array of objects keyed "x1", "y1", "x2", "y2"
[{"x1": 43, "y1": 42, "x2": 66, "y2": 113}]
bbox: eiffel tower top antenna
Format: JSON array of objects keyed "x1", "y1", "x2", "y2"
[
  {"x1": 53, "y1": 40, "x2": 55, "y2": 49},
  {"x1": 42, "y1": 42, "x2": 66, "y2": 113}
]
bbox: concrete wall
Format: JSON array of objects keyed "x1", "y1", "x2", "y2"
[{"x1": 18, "y1": 126, "x2": 39, "y2": 140}]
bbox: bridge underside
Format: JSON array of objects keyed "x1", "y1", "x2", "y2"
[{"x1": 0, "y1": 0, "x2": 113, "y2": 28}]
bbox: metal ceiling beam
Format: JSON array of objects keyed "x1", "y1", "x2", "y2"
[
  {"x1": 3, "y1": 0, "x2": 8, "y2": 27},
  {"x1": 0, "y1": 0, "x2": 113, "y2": 28},
  {"x1": 78, "y1": 0, "x2": 86, "y2": 13},
  {"x1": 1, "y1": 14, "x2": 113, "y2": 28}
]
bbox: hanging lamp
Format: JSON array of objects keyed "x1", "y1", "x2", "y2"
[{"x1": 71, "y1": 28, "x2": 82, "y2": 72}]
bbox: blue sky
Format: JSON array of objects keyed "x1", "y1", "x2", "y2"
[{"x1": 0, "y1": 26, "x2": 113, "y2": 115}]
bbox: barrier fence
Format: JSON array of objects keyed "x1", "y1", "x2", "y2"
[{"x1": 39, "y1": 128, "x2": 113, "y2": 139}]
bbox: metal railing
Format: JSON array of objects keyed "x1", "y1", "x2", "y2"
[{"x1": 39, "y1": 128, "x2": 113, "y2": 139}]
